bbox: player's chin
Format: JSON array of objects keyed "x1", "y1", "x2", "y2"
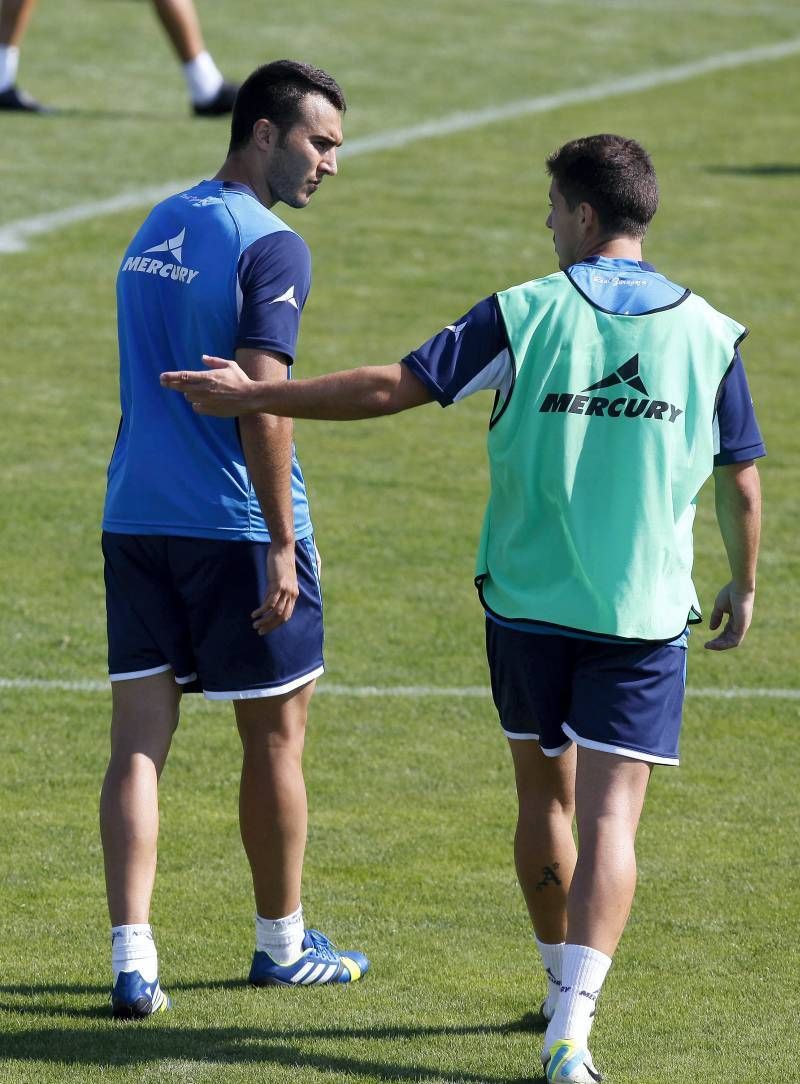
[{"x1": 287, "y1": 187, "x2": 318, "y2": 209}]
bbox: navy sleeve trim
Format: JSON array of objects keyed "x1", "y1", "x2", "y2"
[
  {"x1": 714, "y1": 348, "x2": 765, "y2": 462},
  {"x1": 713, "y1": 444, "x2": 766, "y2": 467},
  {"x1": 237, "y1": 231, "x2": 311, "y2": 365},
  {"x1": 234, "y1": 337, "x2": 295, "y2": 360},
  {"x1": 399, "y1": 296, "x2": 507, "y2": 409},
  {"x1": 401, "y1": 353, "x2": 452, "y2": 407}
]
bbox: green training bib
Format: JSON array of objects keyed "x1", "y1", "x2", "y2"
[{"x1": 475, "y1": 272, "x2": 746, "y2": 641}]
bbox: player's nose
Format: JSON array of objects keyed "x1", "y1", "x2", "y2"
[{"x1": 320, "y1": 148, "x2": 338, "y2": 176}]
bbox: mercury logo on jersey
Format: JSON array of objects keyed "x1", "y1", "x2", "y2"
[
  {"x1": 539, "y1": 354, "x2": 684, "y2": 423},
  {"x1": 120, "y1": 227, "x2": 200, "y2": 285}
]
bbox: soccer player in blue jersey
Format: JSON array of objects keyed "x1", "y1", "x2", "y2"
[
  {"x1": 101, "y1": 59, "x2": 369, "y2": 1020},
  {"x1": 162, "y1": 134, "x2": 763, "y2": 1081}
]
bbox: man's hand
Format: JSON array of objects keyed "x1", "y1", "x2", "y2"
[
  {"x1": 252, "y1": 543, "x2": 299, "y2": 635},
  {"x1": 703, "y1": 581, "x2": 755, "y2": 651},
  {"x1": 161, "y1": 355, "x2": 257, "y2": 416}
]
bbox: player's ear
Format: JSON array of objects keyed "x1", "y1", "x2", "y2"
[
  {"x1": 578, "y1": 200, "x2": 599, "y2": 233},
  {"x1": 252, "y1": 118, "x2": 273, "y2": 151}
]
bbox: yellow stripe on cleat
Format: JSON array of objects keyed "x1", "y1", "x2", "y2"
[{"x1": 340, "y1": 956, "x2": 362, "y2": 982}]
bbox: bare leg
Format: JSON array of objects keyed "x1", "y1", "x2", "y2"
[
  {"x1": 149, "y1": 0, "x2": 204, "y2": 63},
  {"x1": 0, "y1": 0, "x2": 37, "y2": 46},
  {"x1": 235, "y1": 681, "x2": 315, "y2": 918},
  {"x1": 99, "y1": 670, "x2": 180, "y2": 926},
  {"x1": 509, "y1": 739, "x2": 577, "y2": 943},
  {"x1": 568, "y1": 747, "x2": 651, "y2": 955},
  {"x1": 543, "y1": 747, "x2": 652, "y2": 1057}
]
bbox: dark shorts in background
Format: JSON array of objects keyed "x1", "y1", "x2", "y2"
[
  {"x1": 485, "y1": 618, "x2": 687, "y2": 765},
  {"x1": 103, "y1": 532, "x2": 324, "y2": 699}
]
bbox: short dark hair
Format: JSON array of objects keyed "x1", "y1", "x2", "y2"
[
  {"x1": 546, "y1": 134, "x2": 659, "y2": 238},
  {"x1": 228, "y1": 59, "x2": 346, "y2": 153}
]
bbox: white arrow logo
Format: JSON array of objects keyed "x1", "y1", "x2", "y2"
[
  {"x1": 145, "y1": 227, "x2": 186, "y2": 265},
  {"x1": 270, "y1": 285, "x2": 299, "y2": 310}
]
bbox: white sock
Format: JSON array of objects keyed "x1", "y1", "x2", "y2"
[
  {"x1": 255, "y1": 906, "x2": 305, "y2": 964},
  {"x1": 111, "y1": 923, "x2": 159, "y2": 983},
  {"x1": 545, "y1": 943, "x2": 612, "y2": 1049},
  {"x1": 0, "y1": 45, "x2": 20, "y2": 93},
  {"x1": 535, "y1": 935, "x2": 564, "y2": 1016},
  {"x1": 183, "y1": 50, "x2": 223, "y2": 105}
]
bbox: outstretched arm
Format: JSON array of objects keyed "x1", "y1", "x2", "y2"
[
  {"x1": 161, "y1": 354, "x2": 433, "y2": 418},
  {"x1": 704, "y1": 460, "x2": 761, "y2": 651}
]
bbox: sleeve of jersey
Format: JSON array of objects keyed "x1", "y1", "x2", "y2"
[
  {"x1": 714, "y1": 350, "x2": 766, "y2": 466},
  {"x1": 401, "y1": 295, "x2": 512, "y2": 407},
  {"x1": 236, "y1": 230, "x2": 312, "y2": 361}
]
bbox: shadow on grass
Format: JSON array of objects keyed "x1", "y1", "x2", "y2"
[
  {"x1": 0, "y1": 983, "x2": 545, "y2": 1033},
  {"x1": 0, "y1": 984, "x2": 548, "y2": 1079},
  {"x1": 0, "y1": 1021, "x2": 546, "y2": 1083},
  {"x1": 0, "y1": 106, "x2": 191, "y2": 122},
  {"x1": 0, "y1": 978, "x2": 241, "y2": 1020},
  {"x1": 0, "y1": 979, "x2": 242, "y2": 997},
  {"x1": 705, "y1": 164, "x2": 800, "y2": 176}
]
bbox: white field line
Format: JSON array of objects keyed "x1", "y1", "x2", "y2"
[
  {"x1": 0, "y1": 677, "x2": 797, "y2": 700},
  {"x1": 2, "y1": 37, "x2": 800, "y2": 254}
]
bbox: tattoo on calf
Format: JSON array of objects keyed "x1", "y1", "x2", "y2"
[{"x1": 535, "y1": 863, "x2": 562, "y2": 892}]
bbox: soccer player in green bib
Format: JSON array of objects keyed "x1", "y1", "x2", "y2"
[{"x1": 162, "y1": 135, "x2": 763, "y2": 1084}]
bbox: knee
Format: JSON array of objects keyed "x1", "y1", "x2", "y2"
[
  {"x1": 105, "y1": 747, "x2": 166, "y2": 780},
  {"x1": 518, "y1": 791, "x2": 575, "y2": 825},
  {"x1": 239, "y1": 721, "x2": 306, "y2": 760}
]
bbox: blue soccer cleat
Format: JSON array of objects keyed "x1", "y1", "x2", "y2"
[
  {"x1": 248, "y1": 928, "x2": 369, "y2": 986},
  {"x1": 111, "y1": 969, "x2": 171, "y2": 1019},
  {"x1": 543, "y1": 1039, "x2": 602, "y2": 1083}
]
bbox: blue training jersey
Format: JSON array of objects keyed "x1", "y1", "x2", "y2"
[
  {"x1": 103, "y1": 180, "x2": 313, "y2": 542},
  {"x1": 402, "y1": 256, "x2": 766, "y2": 641}
]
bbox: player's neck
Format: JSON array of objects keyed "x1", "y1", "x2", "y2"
[
  {"x1": 581, "y1": 236, "x2": 644, "y2": 263},
  {"x1": 214, "y1": 155, "x2": 276, "y2": 209}
]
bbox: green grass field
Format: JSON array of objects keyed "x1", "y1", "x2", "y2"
[{"x1": 1, "y1": 1, "x2": 799, "y2": 1081}]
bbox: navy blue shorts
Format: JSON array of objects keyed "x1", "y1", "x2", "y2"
[
  {"x1": 103, "y1": 532, "x2": 324, "y2": 699},
  {"x1": 485, "y1": 618, "x2": 687, "y2": 765}
]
